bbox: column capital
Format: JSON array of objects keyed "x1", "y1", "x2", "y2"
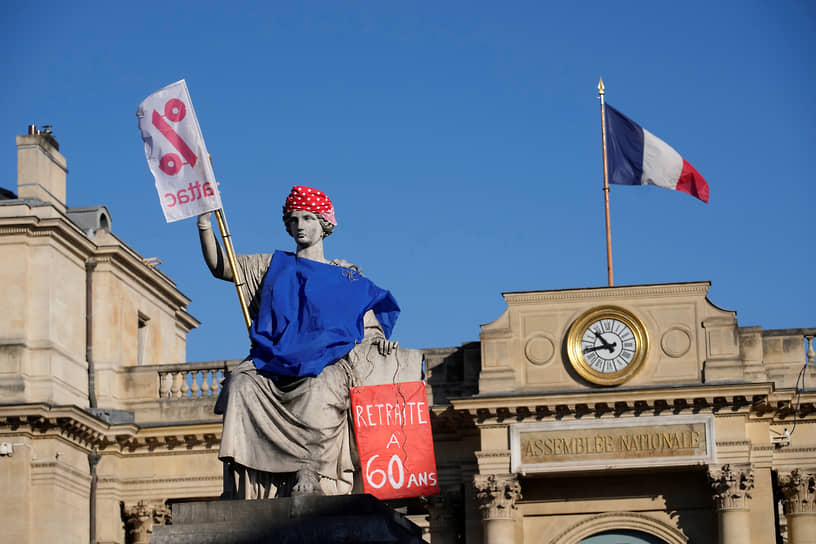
[
  {"x1": 123, "y1": 500, "x2": 172, "y2": 544},
  {"x1": 474, "y1": 473, "x2": 521, "y2": 520},
  {"x1": 778, "y1": 469, "x2": 816, "y2": 515},
  {"x1": 709, "y1": 464, "x2": 754, "y2": 511}
]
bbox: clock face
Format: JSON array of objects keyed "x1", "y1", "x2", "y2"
[
  {"x1": 580, "y1": 317, "x2": 637, "y2": 374},
  {"x1": 567, "y1": 306, "x2": 648, "y2": 386}
]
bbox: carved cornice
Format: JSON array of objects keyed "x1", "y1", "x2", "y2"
[
  {"x1": 778, "y1": 469, "x2": 816, "y2": 515},
  {"x1": 451, "y1": 384, "x2": 816, "y2": 425},
  {"x1": 474, "y1": 473, "x2": 521, "y2": 520},
  {"x1": 709, "y1": 464, "x2": 754, "y2": 511},
  {"x1": 759, "y1": 391, "x2": 816, "y2": 421},
  {"x1": 113, "y1": 429, "x2": 221, "y2": 454},
  {"x1": 715, "y1": 441, "x2": 751, "y2": 448},
  {"x1": 0, "y1": 216, "x2": 95, "y2": 262},
  {"x1": 99, "y1": 475, "x2": 221, "y2": 486},
  {"x1": 502, "y1": 282, "x2": 711, "y2": 306},
  {"x1": 0, "y1": 404, "x2": 221, "y2": 455},
  {"x1": 0, "y1": 226, "x2": 30, "y2": 234},
  {"x1": 475, "y1": 450, "x2": 510, "y2": 460},
  {"x1": 429, "y1": 406, "x2": 477, "y2": 439},
  {"x1": 0, "y1": 405, "x2": 127, "y2": 449}
]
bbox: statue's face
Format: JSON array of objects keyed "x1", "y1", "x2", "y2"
[{"x1": 285, "y1": 210, "x2": 324, "y2": 247}]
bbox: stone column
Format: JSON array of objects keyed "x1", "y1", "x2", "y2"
[
  {"x1": 474, "y1": 474, "x2": 521, "y2": 544},
  {"x1": 778, "y1": 469, "x2": 816, "y2": 544},
  {"x1": 709, "y1": 464, "x2": 754, "y2": 544},
  {"x1": 123, "y1": 500, "x2": 171, "y2": 544},
  {"x1": 423, "y1": 491, "x2": 461, "y2": 544}
]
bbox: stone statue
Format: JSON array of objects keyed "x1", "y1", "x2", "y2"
[{"x1": 198, "y1": 186, "x2": 401, "y2": 498}]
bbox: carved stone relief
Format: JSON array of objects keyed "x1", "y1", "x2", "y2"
[
  {"x1": 123, "y1": 500, "x2": 171, "y2": 544},
  {"x1": 778, "y1": 469, "x2": 816, "y2": 515},
  {"x1": 709, "y1": 464, "x2": 754, "y2": 511},
  {"x1": 474, "y1": 473, "x2": 521, "y2": 520}
]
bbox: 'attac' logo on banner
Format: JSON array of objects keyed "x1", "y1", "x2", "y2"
[{"x1": 137, "y1": 79, "x2": 222, "y2": 223}]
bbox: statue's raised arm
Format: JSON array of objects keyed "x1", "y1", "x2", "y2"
[
  {"x1": 197, "y1": 212, "x2": 233, "y2": 281},
  {"x1": 206, "y1": 186, "x2": 400, "y2": 499}
]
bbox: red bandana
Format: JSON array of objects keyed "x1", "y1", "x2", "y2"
[{"x1": 283, "y1": 186, "x2": 337, "y2": 226}]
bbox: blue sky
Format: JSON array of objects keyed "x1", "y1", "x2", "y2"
[{"x1": 2, "y1": 2, "x2": 814, "y2": 362}]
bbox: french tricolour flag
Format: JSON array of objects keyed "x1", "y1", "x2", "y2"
[{"x1": 605, "y1": 104, "x2": 709, "y2": 203}]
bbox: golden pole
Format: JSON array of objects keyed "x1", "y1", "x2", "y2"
[
  {"x1": 214, "y1": 208, "x2": 252, "y2": 329},
  {"x1": 207, "y1": 155, "x2": 251, "y2": 329},
  {"x1": 598, "y1": 77, "x2": 614, "y2": 286}
]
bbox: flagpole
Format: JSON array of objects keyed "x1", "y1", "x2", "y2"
[
  {"x1": 208, "y1": 156, "x2": 251, "y2": 330},
  {"x1": 214, "y1": 208, "x2": 251, "y2": 329},
  {"x1": 598, "y1": 77, "x2": 614, "y2": 287}
]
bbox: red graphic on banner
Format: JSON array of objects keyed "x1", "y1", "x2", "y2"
[
  {"x1": 151, "y1": 103, "x2": 198, "y2": 175},
  {"x1": 350, "y1": 381, "x2": 439, "y2": 500},
  {"x1": 164, "y1": 98, "x2": 186, "y2": 122}
]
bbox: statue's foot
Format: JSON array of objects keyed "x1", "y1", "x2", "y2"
[{"x1": 292, "y1": 468, "x2": 323, "y2": 496}]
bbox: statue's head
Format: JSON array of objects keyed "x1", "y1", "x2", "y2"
[{"x1": 282, "y1": 185, "x2": 336, "y2": 239}]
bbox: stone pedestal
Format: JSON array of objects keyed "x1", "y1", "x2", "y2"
[{"x1": 150, "y1": 494, "x2": 422, "y2": 544}]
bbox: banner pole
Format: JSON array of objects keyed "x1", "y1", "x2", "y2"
[
  {"x1": 214, "y1": 207, "x2": 252, "y2": 329},
  {"x1": 598, "y1": 77, "x2": 614, "y2": 287},
  {"x1": 206, "y1": 154, "x2": 250, "y2": 329}
]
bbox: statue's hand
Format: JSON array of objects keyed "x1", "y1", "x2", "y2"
[
  {"x1": 330, "y1": 258, "x2": 360, "y2": 273},
  {"x1": 373, "y1": 337, "x2": 399, "y2": 356}
]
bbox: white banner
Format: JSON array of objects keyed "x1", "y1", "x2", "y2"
[{"x1": 137, "y1": 80, "x2": 222, "y2": 222}]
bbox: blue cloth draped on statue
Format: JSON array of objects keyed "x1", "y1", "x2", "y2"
[{"x1": 249, "y1": 251, "x2": 400, "y2": 377}]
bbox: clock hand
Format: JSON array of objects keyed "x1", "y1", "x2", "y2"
[
  {"x1": 584, "y1": 342, "x2": 618, "y2": 354},
  {"x1": 593, "y1": 330, "x2": 615, "y2": 350}
]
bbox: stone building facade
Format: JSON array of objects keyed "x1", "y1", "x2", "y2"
[
  {"x1": 0, "y1": 128, "x2": 814, "y2": 543},
  {"x1": 430, "y1": 285, "x2": 816, "y2": 543}
]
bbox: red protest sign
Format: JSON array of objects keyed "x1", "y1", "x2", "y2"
[{"x1": 350, "y1": 381, "x2": 439, "y2": 500}]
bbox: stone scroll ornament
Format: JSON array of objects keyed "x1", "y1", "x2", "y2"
[
  {"x1": 137, "y1": 80, "x2": 223, "y2": 222},
  {"x1": 350, "y1": 381, "x2": 439, "y2": 500}
]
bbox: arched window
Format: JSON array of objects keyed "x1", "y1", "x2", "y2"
[
  {"x1": 547, "y1": 512, "x2": 687, "y2": 544},
  {"x1": 580, "y1": 529, "x2": 668, "y2": 544}
]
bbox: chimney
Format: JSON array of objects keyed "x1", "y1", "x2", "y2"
[{"x1": 17, "y1": 124, "x2": 68, "y2": 213}]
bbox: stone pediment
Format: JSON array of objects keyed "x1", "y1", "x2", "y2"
[{"x1": 478, "y1": 281, "x2": 736, "y2": 393}]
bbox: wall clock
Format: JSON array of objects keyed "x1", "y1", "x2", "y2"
[{"x1": 566, "y1": 306, "x2": 649, "y2": 386}]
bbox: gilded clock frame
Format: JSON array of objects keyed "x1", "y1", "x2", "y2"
[{"x1": 566, "y1": 305, "x2": 649, "y2": 386}]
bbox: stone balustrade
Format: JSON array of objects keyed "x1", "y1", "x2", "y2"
[
  {"x1": 119, "y1": 359, "x2": 240, "y2": 405},
  {"x1": 155, "y1": 360, "x2": 237, "y2": 399}
]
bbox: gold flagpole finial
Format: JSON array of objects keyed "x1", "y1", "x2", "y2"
[{"x1": 598, "y1": 77, "x2": 605, "y2": 95}]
